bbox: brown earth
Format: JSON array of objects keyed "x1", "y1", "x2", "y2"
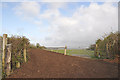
[
  {"x1": 103, "y1": 57, "x2": 119, "y2": 64},
  {"x1": 8, "y1": 49, "x2": 118, "y2": 78}
]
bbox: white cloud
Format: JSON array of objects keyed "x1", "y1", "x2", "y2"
[
  {"x1": 39, "y1": 2, "x2": 67, "y2": 19},
  {"x1": 13, "y1": 2, "x2": 118, "y2": 48},
  {"x1": 40, "y1": 0, "x2": 119, "y2": 2},
  {"x1": 42, "y1": 2, "x2": 118, "y2": 48},
  {"x1": 14, "y1": 1, "x2": 40, "y2": 20},
  {"x1": 40, "y1": 9, "x2": 60, "y2": 19},
  {"x1": 1, "y1": 0, "x2": 119, "y2": 2}
]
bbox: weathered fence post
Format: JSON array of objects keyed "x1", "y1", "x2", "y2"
[
  {"x1": 98, "y1": 53, "x2": 100, "y2": 58},
  {"x1": 0, "y1": 36, "x2": 2, "y2": 79},
  {"x1": 109, "y1": 43, "x2": 112, "y2": 58},
  {"x1": 16, "y1": 51, "x2": 21, "y2": 68},
  {"x1": 16, "y1": 62, "x2": 20, "y2": 68},
  {"x1": 64, "y1": 45, "x2": 67, "y2": 55},
  {"x1": 2, "y1": 34, "x2": 7, "y2": 71},
  {"x1": 0, "y1": 36, "x2": 2, "y2": 56},
  {"x1": 106, "y1": 43, "x2": 109, "y2": 58},
  {"x1": 6, "y1": 44, "x2": 11, "y2": 76},
  {"x1": 113, "y1": 40, "x2": 116, "y2": 46},
  {"x1": 94, "y1": 44, "x2": 98, "y2": 57},
  {"x1": 24, "y1": 44, "x2": 27, "y2": 62}
]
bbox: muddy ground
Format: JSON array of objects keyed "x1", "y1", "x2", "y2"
[{"x1": 8, "y1": 49, "x2": 118, "y2": 78}]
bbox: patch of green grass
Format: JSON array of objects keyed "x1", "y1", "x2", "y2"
[
  {"x1": 49, "y1": 49, "x2": 94, "y2": 58},
  {"x1": 48, "y1": 49, "x2": 114, "y2": 59},
  {"x1": 69, "y1": 49, "x2": 94, "y2": 56},
  {"x1": 50, "y1": 49, "x2": 65, "y2": 54}
]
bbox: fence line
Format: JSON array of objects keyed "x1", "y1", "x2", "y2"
[
  {"x1": 2, "y1": 34, "x2": 7, "y2": 73},
  {"x1": 24, "y1": 44, "x2": 27, "y2": 62},
  {"x1": 2, "y1": 34, "x2": 27, "y2": 76},
  {"x1": 0, "y1": 36, "x2": 2, "y2": 80},
  {"x1": 5, "y1": 44, "x2": 11, "y2": 76}
]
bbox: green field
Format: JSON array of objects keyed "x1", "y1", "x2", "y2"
[{"x1": 49, "y1": 49, "x2": 94, "y2": 58}]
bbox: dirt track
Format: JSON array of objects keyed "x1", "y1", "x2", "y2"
[{"x1": 9, "y1": 49, "x2": 118, "y2": 78}]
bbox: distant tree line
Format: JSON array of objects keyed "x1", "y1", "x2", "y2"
[
  {"x1": 87, "y1": 44, "x2": 96, "y2": 50},
  {"x1": 29, "y1": 43, "x2": 46, "y2": 49}
]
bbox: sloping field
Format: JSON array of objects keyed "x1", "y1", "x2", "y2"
[{"x1": 8, "y1": 49, "x2": 118, "y2": 78}]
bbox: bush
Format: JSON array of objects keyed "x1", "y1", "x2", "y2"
[
  {"x1": 95, "y1": 32, "x2": 118, "y2": 59},
  {"x1": 29, "y1": 44, "x2": 36, "y2": 48},
  {"x1": 7, "y1": 35, "x2": 30, "y2": 70}
]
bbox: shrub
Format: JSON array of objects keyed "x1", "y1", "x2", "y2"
[
  {"x1": 7, "y1": 36, "x2": 30, "y2": 70},
  {"x1": 95, "y1": 32, "x2": 118, "y2": 59}
]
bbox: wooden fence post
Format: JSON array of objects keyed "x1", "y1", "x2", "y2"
[
  {"x1": 64, "y1": 45, "x2": 67, "y2": 55},
  {"x1": 0, "y1": 36, "x2": 2, "y2": 79},
  {"x1": 16, "y1": 51, "x2": 21, "y2": 68},
  {"x1": 113, "y1": 40, "x2": 116, "y2": 46},
  {"x1": 109, "y1": 44, "x2": 112, "y2": 58},
  {"x1": 6, "y1": 44, "x2": 11, "y2": 76},
  {"x1": 94, "y1": 44, "x2": 98, "y2": 57},
  {"x1": 16, "y1": 62, "x2": 20, "y2": 68},
  {"x1": 0, "y1": 36, "x2": 2, "y2": 55},
  {"x1": 106, "y1": 43, "x2": 109, "y2": 58},
  {"x1": 2, "y1": 34, "x2": 7, "y2": 71},
  {"x1": 24, "y1": 44, "x2": 27, "y2": 62}
]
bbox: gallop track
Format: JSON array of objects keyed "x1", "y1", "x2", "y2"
[{"x1": 9, "y1": 49, "x2": 118, "y2": 78}]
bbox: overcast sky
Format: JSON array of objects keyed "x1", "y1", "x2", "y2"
[{"x1": 1, "y1": 1, "x2": 118, "y2": 49}]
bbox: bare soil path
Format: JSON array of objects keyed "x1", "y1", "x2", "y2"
[{"x1": 9, "y1": 49, "x2": 118, "y2": 78}]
